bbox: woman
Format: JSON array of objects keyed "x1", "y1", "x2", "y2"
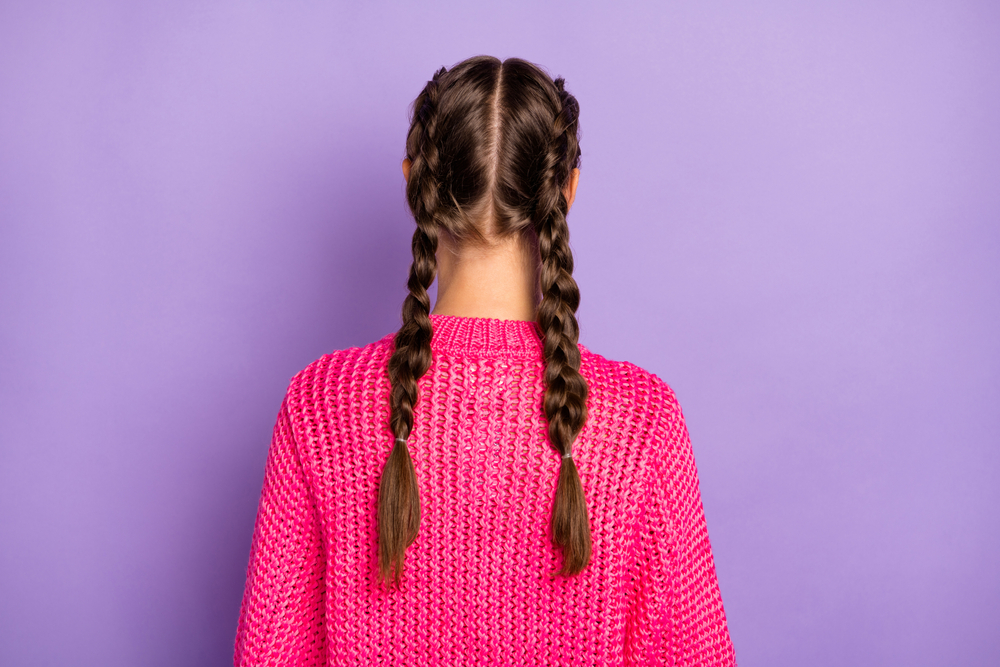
[{"x1": 235, "y1": 55, "x2": 735, "y2": 666}]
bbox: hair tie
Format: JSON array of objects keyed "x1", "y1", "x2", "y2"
[
  {"x1": 562, "y1": 452, "x2": 572, "y2": 459},
  {"x1": 396, "y1": 437, "x2": 407, "y2": 444}
]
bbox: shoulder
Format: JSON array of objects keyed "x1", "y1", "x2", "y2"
[
  {"x1": 576, "y1": 345, "x2": 693, "y2": 499},
  {"x1": 578, "y1": 344, "x2": 683, "y2": 422},
  {"x1": 283, "y1": 332, "x2": 396, "y2": 411}
]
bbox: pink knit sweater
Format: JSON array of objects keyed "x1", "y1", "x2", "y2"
[{"x1": 235, "y1": 314, "x2": 735, "y2": 666}]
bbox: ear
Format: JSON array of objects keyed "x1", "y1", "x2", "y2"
[
  {"x1": 563, "y1": 168, "x2": 580, "y2": 211},
  {"x1": 402, "y1": 158, "x2": 412, "y2": 183}
]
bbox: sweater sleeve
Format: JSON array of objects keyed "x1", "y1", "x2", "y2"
[
  {"x1": 234, "y1": 395, "x2": 327, "y2": 666},
  {"x1": 624, "y1": 380, "x2": 735, "y2": 666}
]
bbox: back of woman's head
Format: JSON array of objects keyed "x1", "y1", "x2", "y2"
[{"x1": 379, "y1": 55, "x2": 590, "y2": 586}]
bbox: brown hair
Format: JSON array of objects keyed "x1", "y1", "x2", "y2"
[{"x1": 378, "y1": 56, "x2": 589, "y2": 586}]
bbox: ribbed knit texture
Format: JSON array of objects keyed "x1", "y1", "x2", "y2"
[{"x1": 235, "y1": 314, "x2": 735, "y2": 666}]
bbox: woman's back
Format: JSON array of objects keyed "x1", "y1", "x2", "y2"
[
  {"x1": 235, "y1": 314, "x2": 733, "y2": 665},
  {"x1": 234, "y1": 55, "x2": 735, "y2": 665}
]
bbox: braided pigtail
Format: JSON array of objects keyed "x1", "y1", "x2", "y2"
[
  {"x1": 536, "y1": 78, "x2": 590, "y2": 576},
  {"x1": 378, "y1": 68, "x2": 447, "y2": 587}
]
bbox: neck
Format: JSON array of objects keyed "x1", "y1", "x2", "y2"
[{"x1": 431, "y1": 233, "x2": 540, "y2": 322}]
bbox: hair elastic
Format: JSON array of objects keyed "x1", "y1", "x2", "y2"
[{"x1": 396, "y1": 437, "x2": 407, "y2": 444}]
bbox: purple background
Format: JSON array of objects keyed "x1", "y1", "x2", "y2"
[{"x1": 1, "y1": 1, "x2": 998, "y2": 665}]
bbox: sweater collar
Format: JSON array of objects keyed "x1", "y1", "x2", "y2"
[{"x1": 428, "y1": 313, "x2": 545, "y2": 359}]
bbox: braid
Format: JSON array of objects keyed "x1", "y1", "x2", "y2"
[
  {"x1": 378, "y1": 67, "x2": 446, "y2": 587},
  {"x1": 536, "y1": 77, "x2": 591, "y2": 577}
]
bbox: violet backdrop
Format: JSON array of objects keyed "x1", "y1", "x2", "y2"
[{"x1": 1, "y1": 1, "x2": 997, "y2": 665}]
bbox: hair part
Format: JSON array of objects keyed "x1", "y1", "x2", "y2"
[{"x1": 379, "y1": 56, "x2": 589, "y2": 586}]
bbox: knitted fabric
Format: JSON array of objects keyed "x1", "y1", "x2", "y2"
[{"x1": 235, "y1": 314, "x2": 735, "y2": 666}]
